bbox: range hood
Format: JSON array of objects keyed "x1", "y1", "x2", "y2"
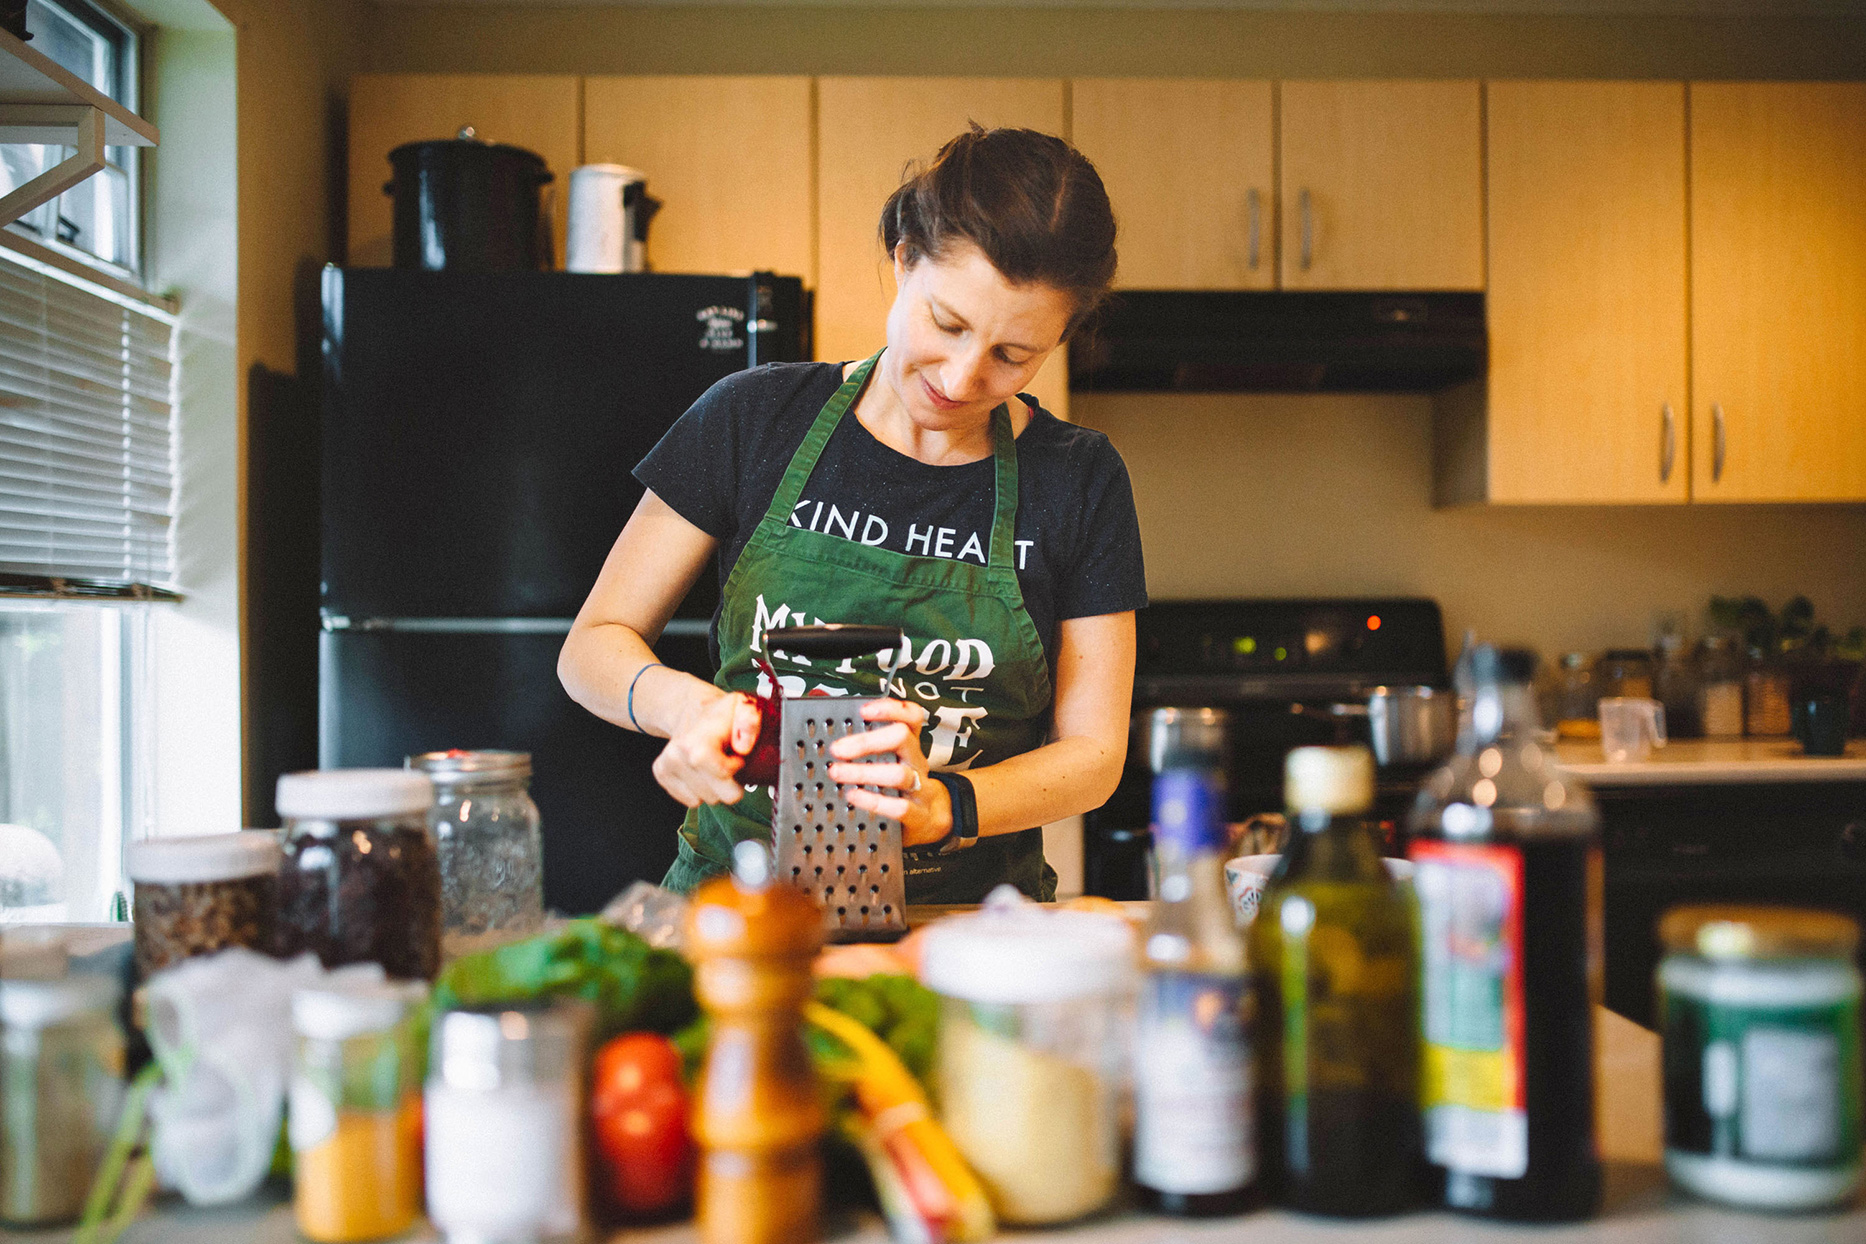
[{"x1": 1068, "y1": 291, "x2": 1486, "y2": 394}]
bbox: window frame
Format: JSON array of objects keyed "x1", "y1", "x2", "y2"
[{"x1": 5, "y1": 0, "x2": 145, "y2": 283}]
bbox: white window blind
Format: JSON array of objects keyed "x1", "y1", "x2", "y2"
[{"x1": 0, "y1": 250, "x2": 178, "y2": 596}]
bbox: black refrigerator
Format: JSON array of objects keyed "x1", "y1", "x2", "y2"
[{"x1": 319, "y1": 268, "x2": 807, "y2": 914}]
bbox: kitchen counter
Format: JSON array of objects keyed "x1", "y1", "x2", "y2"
[
  {"x1": 1556, "y1": 738, "x2": 1866, "y2": 785},
  {"x1": 46, "y1": 1009, "x2": 1866, "y2": 1243}
]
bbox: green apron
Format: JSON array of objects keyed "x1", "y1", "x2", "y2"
[{"x1": 661, "y1": 351, "x2": 1057, "y2": 903}]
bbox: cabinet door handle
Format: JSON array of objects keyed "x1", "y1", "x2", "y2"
[
  {"x1": 1298, "y1": 188, "x2": 1313, "y2": 271},
  {"x1": 1712, "y1": 403, "x2": 1726, "y2": 483},
  {"x1": 1247, "y1": 188, "x2": 1261, "y2": 271},
  {"x1": 1660, "y1": 403, "x2": 1676, "y2": 483}
]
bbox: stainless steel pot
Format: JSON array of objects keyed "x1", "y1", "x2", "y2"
[{"x1": 1366, "y1": 685, "x2": 1457, "y2": 765}]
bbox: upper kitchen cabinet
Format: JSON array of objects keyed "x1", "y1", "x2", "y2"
[
  {"x1": 1278, "y1": 81, "x2": 1484, "y2": 291},
  {"x1": 585, "y1": 76, "x2": 813, "y2": 280},
  {"x1": 1071, "y1": 79, "x2": 1275, "y2": 290},
  {"x1": 1690, "y1": 83, "x2": 1866, "y2": 502},
  {"x1": 1459, "y1": 81, "x2": 1688, "y2": 504},
  {"x1": 815, "y1": 77, "x2": 1070, "y2": 417},
  {"x1": 348, "y1": 75, "x2": 580, "y2": 268}
]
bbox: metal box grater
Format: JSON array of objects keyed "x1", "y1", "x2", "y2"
[{"x1": 771, "y1": 695, "x2": 908, "y2": 940}]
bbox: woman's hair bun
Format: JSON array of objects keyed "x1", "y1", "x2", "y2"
[{"x1": 880, "y1": 124, "x2": 1118, "y2": 338}]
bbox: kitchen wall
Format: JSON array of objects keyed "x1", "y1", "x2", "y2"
[{"x1": 1076, "y1": 392, "x2": 1866, "y2": 655}]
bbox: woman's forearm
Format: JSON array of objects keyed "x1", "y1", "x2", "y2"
[
  {"x1": 558, "y1": 620, "x2": 723, "y2": 739},
  {"x1": 964, "y1": 732, "x2": 1126, "y2": 839}
]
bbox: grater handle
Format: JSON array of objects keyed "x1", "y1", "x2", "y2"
[{"x1": 765, "y1": 624, "x2": 904, "y2": 662}]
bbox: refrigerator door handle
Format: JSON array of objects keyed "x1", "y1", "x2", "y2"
[{"x1": 320, "y1": 615, "x2": 710, "y2": 638}]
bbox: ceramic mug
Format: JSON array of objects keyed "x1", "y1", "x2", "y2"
[{"x1": 1223, "y1": 853, "x2": 1415, "y2": 927}]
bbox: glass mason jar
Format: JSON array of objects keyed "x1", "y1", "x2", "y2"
[
  {"x1": 1697, "y1": 635, "x2": 1746, "y2": 738},
  {"x1": 289, "y1": 981, "x2": 428, "y2": 1244},
  {"x1": 0, "y1": 972, "x2": 124, "y2": 1226},
  {"x1": 1658, "y1": 906, "x2": 1863, "y2": 1211},
  {"x1": 275, "y1": 770, "x2": 442, "y2": 981},
  {"x1": 918, "y1": 900, "x2": 1137, "y2": 1226},
  {"x1": 127, "y1": 831, "x2": 280, "y2": 978},
  {"x1": 407, "y1": 750, "x2": 544, "y2": 938},
  {"x1": 425, "y1": 1001, "x2": 592, "y2": 1242}
]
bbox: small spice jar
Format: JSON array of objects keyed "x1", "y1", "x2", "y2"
[
  {"x1": 919, "y1": 896, "x2": 1137, "y2": 1225},
  {"x1": 1659, "y1": 905, "x2": 1863, "y2": 1210},
  {"x1": 289, "y1": 981, "x2": 428, "y2": 1244},
  {"x1": 407, "y1": 750, "x2": 544, "y2": 938},
  {"x1": 1596, "y1": 648, "x2": 1656, "y2": 700},
  {"x1": 127, "y1": 831, "x2": 280, "y2": 977},
  {"x1": 0, "y1": 971, "x2": 124, "y2": 1226},
  {"x1": 1698, "y1": 635, "x2": 1746, "y2": 738},
  {"x1": 424, "y1": 1000, "x2": 592, "y2": 1242},
  {"x1": 1747, "y1": 660, "x2": 1795, "y2": 737},
  {"x1": 276, "y1": 770, "x2": 442, "y2": 981}
]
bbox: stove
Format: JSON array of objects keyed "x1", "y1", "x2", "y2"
[{"x1": 1085, "y1": 598, "x2": 1449, "y2": 899}]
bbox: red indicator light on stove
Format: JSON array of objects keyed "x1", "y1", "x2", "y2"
[{"x1": 1367, "y1": 614, "x2": 1382, "y2": 631}]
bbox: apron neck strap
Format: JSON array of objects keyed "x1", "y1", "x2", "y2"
[{"x1": 762, "y1": 350, "x2": 1022, "y2": 571}]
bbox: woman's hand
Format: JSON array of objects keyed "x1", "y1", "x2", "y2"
[
  {"x1": 827, "y1": 699, "x2": 953, "y2": 848},
  {"x1": 650, "y1": 688, "x2": 766, "y2": 809}
]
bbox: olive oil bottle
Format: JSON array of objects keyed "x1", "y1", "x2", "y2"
[
  {"x1": 1408, "y1": 645, "x2": 1602, "y2": 1222},
  {"x1": 1251, "y1": 745, "x2": 1421, "y2": 1216}
]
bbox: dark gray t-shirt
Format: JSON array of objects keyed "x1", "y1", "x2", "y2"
[{"x1": 635, "y1": 361, "x2": 1148, "y2": 670}]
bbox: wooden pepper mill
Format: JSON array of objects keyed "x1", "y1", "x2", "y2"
[{"x1": 687, "y1": 841, "x2": 826, "y2": 1244}]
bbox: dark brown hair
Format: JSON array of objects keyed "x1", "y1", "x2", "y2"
[{"x1": 881, "y1": 125, "x2": 1118, "y2": 338}]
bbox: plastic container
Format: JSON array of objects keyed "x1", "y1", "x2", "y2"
[
  {"x1": 408, "y1": 750, "x2": 544, "y2": 938},
  {"x1": 425, "y1": 1001, "x2": 592, "y2": 1242},
  {"x1": 275, "y1": 770, "x2": 442, "y2": 981},
  {"x1": 1659, "y1": 905, "x2": 1863, "y2": 1211},
  {"x1": 919, "y1": 895, "x2": 1136, "y2": 1225},
  {"x1": 0, "y1": 972, "x2": 124, "y2": 1226},
  {"x1": 289, "y1": 981, "x2": 428, "y2": 1243},
  {"x1": 128, "y1": 831, "x2": 281, "y2": 977}
]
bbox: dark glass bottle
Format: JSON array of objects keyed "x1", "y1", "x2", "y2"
[
  {"x1": 1408, "y1": 645, "x2": 1603, "y2": 1222},
  {"x1": 1251, "y1": 745, "x2": 1421, "y2": 1216},
  {"x1": 1133, "y1": 765, "x2": 1258, "y2": 1216}
]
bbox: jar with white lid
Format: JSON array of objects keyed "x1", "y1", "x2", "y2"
[
  {"x1": 0, "y1": 971, "x2": 124, "y2": 1226},
  {"x1": 276, "y1": 769, "x2": 442, "y2": 980},
  {"x1": 407, "y1": 750, "x2": 544, "y2": 938},
  {"x1": 425, "y1": 1000, "x2": 592, "y2": 1243},
  {"x1": 128, "y1": 831, "x2": 281, "y2": 977},
  {"x1": 918, "y1": 892, "x2": 1137, "y2": 1225},
  {"x1": 290, "y1": 981, "x2": 428, "y2": 1243},
  {"x1": 1659, "y1": 905, "x2": 1863, "y2": 1210}
]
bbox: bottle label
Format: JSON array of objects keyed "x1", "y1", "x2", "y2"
[
  {"x1": 1134, "y1": 972, "x2": 1254, "y2": 1193},
  {"x1": 1661, "y1": 986, "x2": 1863, "y2": 1167},
  {"x1": 1412, "y1": 840, "x2": 1528, "y2": 1179}
]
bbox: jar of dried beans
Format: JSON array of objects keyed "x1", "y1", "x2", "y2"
[
  {"x1": 406, "y1": 750, "x2": 543, "y2": 938},
  {"x1": 127, "y1": 831, "x2": 280, "y2": 978},
  {"x1": 275, "y1": 770, "x2": 442, "y2": 981}
]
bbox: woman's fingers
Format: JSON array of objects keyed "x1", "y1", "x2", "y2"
[
  {"x1": 651, "y1": 691, "x2": 752, "y2": 807},
  {"x1": 829, "y1": 720, "x2": 913, "y2": 760},
  {"x1": 727, "y1": 693, "x2": 764, "y2": 755},
  {"x1": 860, "y1": 697, "x2": 932, "y2": 729},
  {"x1": 840, "y1": 784, "x2": 914, "y2": 822},
  {"x1": 826, "y1": 760, "x2": 918, "y2": 791}
]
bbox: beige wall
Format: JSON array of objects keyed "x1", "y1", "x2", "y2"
[
  {"x1": 1077, "y1": 392, "x2": 1866, "y2": 656},
  {"x1": 356, "y1": 6, "x2": 1866, "y2": 80}
]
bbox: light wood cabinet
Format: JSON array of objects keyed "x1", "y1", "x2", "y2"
[
  {"x1": 1455, "y1": 81, "x2": 1689, "y2": 504},
  {"x1": 1690, "y1": 82, "x2": 1866, "y2": 502},
  {"x1": 347, "y1": 74, "x2": 581, "y2": 268},
  {"x1": 1070, "y1": 79, "x2": 1275, "y2": 290},
  {"x1": 584, "y1": 76, "x2": 814, "y2": 281},
  {"x1": 815, "y1": 77, "x2": 1070, "y2": 418},
  {"x1": 1278, "y1": 80, "x2": 1484, "y2": 291}
]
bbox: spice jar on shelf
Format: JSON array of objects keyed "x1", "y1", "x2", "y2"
[
  {"x1": 289, "y1": 981, "x2": 427, "y2": 1244},
  {"x1": 1698, "y1": 636, "x2": 1746, "y2": 738},
  {"x1": 1747, "y1": 659, "x2": 1794, "y2": 737},
  {"x1": 407, "y1": 750, "x2": 543, "y2": 938},
  {"x1": 1596, "y1": 648, "x2": 1656, "y2": 700},
  {"x1": 127, "y1": 831, "x2": 280, "y2": 978},
  {"x1": 919, "y1": 895, "x2": 1137, "y2": 1226},
  {"x1": 1658, "y1": 906, "x2": 1863, "y2": 1211},
  {"x1": 275, "y1": 770, "x2": 442, "y2": 981},
  {"x1": 425, "y1": 1000, "x2": 592, "y2": 1243},
  {"x1": 0, "y1": 971, "x2": 123, "y2": 1226}
]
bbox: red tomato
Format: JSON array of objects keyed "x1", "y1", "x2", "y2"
[{"x1": 591, "y1": 1032, "x2": 695, "y2": 1217}]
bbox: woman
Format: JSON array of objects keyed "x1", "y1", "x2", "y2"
[{"x1": 559, "y1": 125, "x2": 1146, "y2": 902}]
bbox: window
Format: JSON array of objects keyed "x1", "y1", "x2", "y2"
[
  {"x1": 0, "y1": 245, "x2": 176, "y2": 923},
  {"x1": 1, "y1": 0, "x2": 139, "y2": 272}
]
